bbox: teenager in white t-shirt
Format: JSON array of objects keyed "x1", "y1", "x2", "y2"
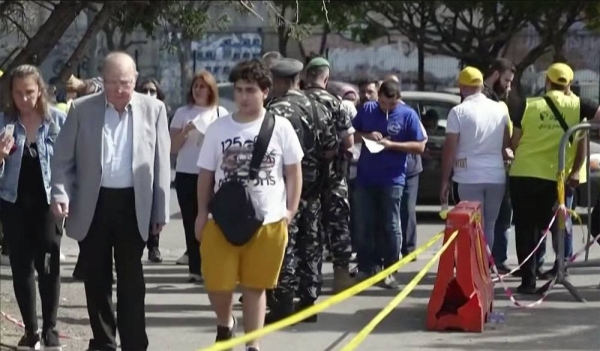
[
  {"x1": 195, "y1": 60, "x2": 303, "y2": 351},
  {"x1": 170, "y1": 71, "x2": 228, "y2": 282},
  {"x1": 441, "y1": 67, "x2": 511, "y2": 249}
]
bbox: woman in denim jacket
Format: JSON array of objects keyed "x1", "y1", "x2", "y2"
[{"x1": 0, "y1": 64, "x2": 66, "y2": 351}]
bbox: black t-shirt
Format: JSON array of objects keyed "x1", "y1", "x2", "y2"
[{"x1": 511, "y1": 94, "x2": 599, "y2": 129}]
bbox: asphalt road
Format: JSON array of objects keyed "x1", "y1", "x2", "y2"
[{"x1": 1, "y1": 188, "x2": 599, "y2": 351}]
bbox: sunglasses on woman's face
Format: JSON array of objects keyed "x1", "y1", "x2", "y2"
[{"x1": 142, "y1": 88, "x2": 157, "y2": 95}]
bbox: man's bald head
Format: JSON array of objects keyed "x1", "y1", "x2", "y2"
[
  {"x1": 103, "y1": 51, "x2": 137, "y2": 77},
  {"x1": 384, "y1": 73, "x2": 400, "y2": 84},
  {"x1": 102, "y1": 51, "x2": 138, "y2": 111}
]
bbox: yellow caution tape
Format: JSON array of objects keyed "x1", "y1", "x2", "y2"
[
  {"x1": 341, "y1": 230, "x2": 459, "y2": 351},
  {"x1": 199, "y1": 231, "x2": 446, "y2": 351}
]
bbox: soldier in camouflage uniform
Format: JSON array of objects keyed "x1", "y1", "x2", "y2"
[
  {"x1": 265, "y1": 58, "x2": 338, "y2": 324},
  {"x1": 304, "y1": 57, "x2": 356, "y2": 293}
]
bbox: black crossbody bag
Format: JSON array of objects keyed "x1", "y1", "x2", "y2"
[
  {"x1": 209, "y1": 113, "x2": 276, "y2": 246},
  {"x1": 543, "y1": 96, "x2": 573, "y2": 145}
]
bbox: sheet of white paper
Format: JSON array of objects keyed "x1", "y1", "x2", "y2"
[
  {"x1": 192, "y1": 116, "x2": 210, "y2": 134},
  {"x1": 363, "y1": 138, "x2": 385, "y2": 153}
]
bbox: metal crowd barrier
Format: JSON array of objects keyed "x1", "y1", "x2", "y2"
[{"x1": 556, "y1": 122, "x2": 600, "y2": 302}]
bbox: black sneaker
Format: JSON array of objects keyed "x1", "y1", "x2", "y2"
[
  {"x1": 16, "y1": 331, "x2": 41, "y2": 350},
  {"x1": 516, "y1": 284, "x2": 538, "y2": 295},
  {"x1": 42, "y1": 329, "x2": 62, "y2": 351},
  {"x1": 215, "y1": 316, "x2": 237, "y2": 349},
  {"x1": 148, "y1": 248, "x2": 163, "y2": 263}
]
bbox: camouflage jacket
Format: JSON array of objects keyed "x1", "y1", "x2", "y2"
[
  {"x1": 304, "y1": 86, "x2": 354, "y2": 141},
  {"x1": 266, "y1": 89, "x2": 337, "y2": 184}
]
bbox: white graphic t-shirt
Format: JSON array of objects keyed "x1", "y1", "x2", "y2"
[
  {"x1": 197, "y1": 112, "x2": 304, "y2": 224},
  {"x1": 170, "y1": 105, "x2": 228, "y2": 174}
]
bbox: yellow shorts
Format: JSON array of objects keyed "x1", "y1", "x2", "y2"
[{"x1": 200, "y1": 219, "x2": 288, "y2": 291}]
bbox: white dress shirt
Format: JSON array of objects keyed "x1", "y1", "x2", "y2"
[{"x1": 101, "y1": 102, "x2": 134, "y2": 188}]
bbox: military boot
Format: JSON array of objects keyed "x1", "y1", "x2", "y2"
[
  {"x1": 333, "y1": 266, "x2": 355, "y2": 293},
  {"x1": 295, "y1": 299, "x2": 318, "y2": 323},
  {"x1": 264, "y1": 294, "x2": 294, "y2": 325}
]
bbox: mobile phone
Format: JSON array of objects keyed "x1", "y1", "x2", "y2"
[{"x1": 4, "y1": 124, "x2": 14, "y2": 137}]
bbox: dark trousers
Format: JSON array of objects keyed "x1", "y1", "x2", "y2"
[
  {"x1": 146, "y1": 233, "x2": 159, "y2": 251},
  {"x1": 509, "y1": 177, "x2": 557, "y2": 287},
  {"x1": 592, "y1": 196, "x2": 600, "y2": 238},
  {"x1": 400, "y1": 175, "x2": 419, "y2": 255},
  {"x1": 175, "y1": 172, "x2": 200, "y2": 275},
  {"x1": 0, "y1": 200, "x2": 62, "y2": 333},
  {"x1": 492, "y1": 185, "x2": 512, "y2": 264},
  {"x1": 75, "y1": 188, "x2": 148, "y2": 351}
]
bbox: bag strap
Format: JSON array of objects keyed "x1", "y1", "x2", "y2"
[
  {"x1": 249, "y1": 112, "x2": 276, "y2": 180},
  {"x1": 543, "y1": 96, "x2": 573, "y2": 144}
]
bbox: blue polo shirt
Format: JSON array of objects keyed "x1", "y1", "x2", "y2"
[{"x1": 352, "y1": 101, "x2": 425, "y2": 186}]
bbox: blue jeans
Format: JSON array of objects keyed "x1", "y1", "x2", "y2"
[
  {"x1": 492, "y1": 188, "x2": 512, "y2": 264},
  {"x1": 400, "y1": 175, "x2": 419, "y2": 255},
  {"x1": 539, "y1": 191, "x2": 574, "y2": 267},
  {"x1": 354, "y1": 185, "x2": 403, "y2": 274}
]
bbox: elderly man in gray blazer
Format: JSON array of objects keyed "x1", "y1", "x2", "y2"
[{"x1": 51, "y1": 52, "x2": 170, "y2": 351}]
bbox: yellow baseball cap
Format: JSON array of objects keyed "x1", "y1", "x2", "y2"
[
  {"x1": 458, "y1": 66, "x2": 483, "y2": 87},
  {"x1": 546, "y1": 63, "x2": 573, "y2": 86}
]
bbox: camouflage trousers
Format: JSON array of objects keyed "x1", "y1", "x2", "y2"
[
  {"x1": 273, "y1": 197, "x2": 323, "y2": 302},
  {"x1": 321, "y1": 173, "x2": 352, "y2": 269}
]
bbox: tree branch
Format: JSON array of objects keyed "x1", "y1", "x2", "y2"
[
  {"x1": 58, "y1": 3, "x2": 116, "y2": 81},
  {"x1": 4, "y1": 13, "x2": 31, "y2": 40}
]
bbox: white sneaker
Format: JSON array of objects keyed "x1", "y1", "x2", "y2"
[
  {"x1": 59, "y1": 251, "x2": 66, "y2": 262},
  {"x1": 188, "y1": 273, "x2": 203, "y2": 283},
  {"x1": 0, "y1": 254, "x2": 9, "y2": 266},
  {"x1": 176, "y1": 253, "x2": 189, "y2": 265}
]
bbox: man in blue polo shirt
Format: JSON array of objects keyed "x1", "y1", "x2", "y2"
[{"x1": 352, "y1": 80, "x2": 426, "y2": 288}]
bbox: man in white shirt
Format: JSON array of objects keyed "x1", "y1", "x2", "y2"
[
  {"x1": 195, "y1": 59, "x2": 303, "y2": 351},
  {"x1": 440, "y1": 66, "x2": 511, "y2": 249},
  {"x1": 51, "y1": 52, "x2": 171, "y2": 351}
]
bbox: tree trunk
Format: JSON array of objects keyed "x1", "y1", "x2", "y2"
[
  {"x1": 278, "y1": 26, "x2": 289, "y2": 56},
  {"x1": 84, "y1": 8, "x2": 101, "y2": 77},
  {"x1": 178, "y1": 38, "x2": 193, "y2": 105},
  {"x1": 0, "y1": 0, "x2": 86, "y2": 108},
  {"x1": 57, "y1": 3, "x2": 115, "y2": 82},
  {"x1": 298, "y1": 41, "x2": 307, "y2": 62},
  {"x1": 417, "y1": 41, "x2": 425, "y2": 91},
  {"x1": 104, "y1": 23, "x2": 117, "y2": 51},
  {"x1": 319, "y1": 25, "x2": 330, "y2": 55}
]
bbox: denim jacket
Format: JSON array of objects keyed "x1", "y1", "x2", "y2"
[{"x1": 0, "y1": 107, "x2": 67, "y2": 204}]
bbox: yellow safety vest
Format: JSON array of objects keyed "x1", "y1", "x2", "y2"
[{"x1": 510, "y1": 90, "x2": 584, "y2": 182}]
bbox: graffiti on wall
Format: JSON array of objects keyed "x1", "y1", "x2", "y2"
[
  {"x1": 192, "y1": 32, "x2": 263, "y2": 83},
  {"x1": 159, "y1": 32, "x2": 263, "y2": 106}
]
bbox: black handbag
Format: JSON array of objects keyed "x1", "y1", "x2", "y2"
[{"x1": 209, "y1": 113, "x2": 276, "y2": 246}]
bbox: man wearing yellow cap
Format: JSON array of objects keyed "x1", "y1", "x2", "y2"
[
  {"x1": 440, "y1": 67, "x2": 511, "y2": 261},
  {"x1": 509, "y1": 62, "x2": 600, "y2": 294}
]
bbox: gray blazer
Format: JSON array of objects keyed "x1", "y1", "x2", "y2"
[{"x1": 51, "y1": 92, "x2": 171, "y2": 242}]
